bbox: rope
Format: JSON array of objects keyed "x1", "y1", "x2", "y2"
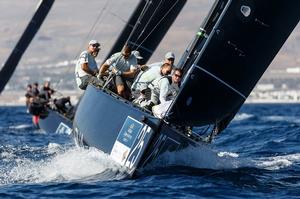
[
  {"x1": 55, "y1": 0, "x2": 111, "y2": 91},
  {"x1": 125, "y1": 0, "x2": 153, "y2": 47},
  {"x1": 102, "y1": 72, "x2": 115, "y2": 89},
  {"x1": 136, "y1": 0, "x2": 180, "y2": 50},
  {"x1": 107, "y1": 10, "x2": 130, "y2": 25},
  {"x1": 100, "y1": 0, "x2": 153, "y2": 91},
  {"x1": 100, "y1": 2, "x2": 133, "y2": 56},
  {"x1": 131, "y1": 0, "x2": 163, "y2": 46},
  {"x1": 100, "y1": 1, "x2": 154, "y2": 92},
  {"x1": 74, "y1": 0, "x2": 111, "y2": 61}
]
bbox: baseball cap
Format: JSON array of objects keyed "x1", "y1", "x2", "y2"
[
  {"x1": 89, "y1": 40, "x2": 100, "y2": 46},
  {"x1": 165, "y1": 52, "x2": 175, "y2": 59},
  {"x1": 132, "y1": 50, "x2": 143, "y2": 59}
]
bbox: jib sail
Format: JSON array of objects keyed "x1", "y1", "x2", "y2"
[{"x1": 167, "y1": 0, "x2": 300, "y2": 127}]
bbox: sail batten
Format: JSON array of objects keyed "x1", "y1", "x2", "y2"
[{"x1": 194, "y1": 64, "x2": 246, "y2": 99}]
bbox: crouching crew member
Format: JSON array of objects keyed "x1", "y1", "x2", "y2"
[{"x1": 99, "y1": 45, "x2": 137, "y2": 99}]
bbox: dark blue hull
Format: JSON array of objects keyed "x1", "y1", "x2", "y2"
[
  {"x1": 38, "y1": 109, "x2": 72, "y2": 134},
  {"x1": 73, "y1": 85, "x2": 204, "y2": 175}
]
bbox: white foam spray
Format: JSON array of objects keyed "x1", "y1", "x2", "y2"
[
  {"x1": 145, "y1": 145, "x2": 300, "y2": 172},
  {"x1": 149, "y1": 145, "x2": 243, "y2": 170},
  {"x1": 254, "y1": 153, "x2": 300, "y2": 170},
  {"x1": 1, "y1": 144, "x2": 129, "y2": 185},
  {"x1": 233, "y1": 113, "x2": 254, "y2": 122}
]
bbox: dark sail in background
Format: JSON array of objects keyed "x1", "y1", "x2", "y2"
[
  {"x1": 168, "y1": 0, "x2": 300, "y2": 126},
  {"x1": 0, "y1": 0, "x2": 55, "y2": 94},
  {"x1": 104, "y1": 0, "x2": 187, "y2": 64}
]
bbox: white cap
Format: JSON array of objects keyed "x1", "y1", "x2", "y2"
[
  {"x1": 89, "y1": 40, "x2": 100, "y2": 45},
  {"x1": 165, "y1": 51, "x2": 175, "y2": 59},
  {"x1": 132, "y1": 50, "x2": 143, "y2": 59}
]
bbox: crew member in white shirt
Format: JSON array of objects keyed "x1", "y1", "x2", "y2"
[{"x1": 75, "y1": 40, "x2": 102, "y2": 90}]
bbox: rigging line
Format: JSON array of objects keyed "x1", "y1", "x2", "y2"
[
  {"x1": 101, "y1": 0, "x2": 152, "y2": 54},
  {"x1": 125, "y1": 0, "x2": 153, "y2": 47},
  {"x1": 95, "y1": 1, "x2": 151, "y2": 88},
  {"x1": 127, "y1": 41, "x2": 153, "y2": 53},
  {"x1": 89, "y1": 5, "x2": 111, "y2": 38},
  {"x1": 135, "y1": 0, "x2": 180, "y2": 51},
  {"x1": 74, "y1": 0, "x2": 110, "y2": 61},
  {"x1": 125, "y1": 0, "x2": 152, "y2": 47},
  {"x1": 107, "y1": 10, "x2": 131, "y2": 25},
  {"x1": 89, "y1": 0, "x2": 128, "y2": 39},
  {"x1": 102, "y1": 1, "x2": 139, "y2": 49},
  {"x1": 193, "y1": 64, "x2": 246, "y2": 99},
  {"x1": 102, "y1": 1, "x2": 153, "y2": 89},
  {"x1": 104, "y1": 0, "x2": 133, "y2": 25},
  {"x1": 56, "y1": 0, "x2": 111, "y2": 90},
  {"x1": 131, "y1": 0, "x2": 164, "y2": 46}
]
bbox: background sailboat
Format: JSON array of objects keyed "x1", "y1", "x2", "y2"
[{"x1": 0, "y1": 0, "x2": 55, "y2": 94}]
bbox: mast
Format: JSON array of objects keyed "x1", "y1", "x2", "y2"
[
  {"x1": 0, "y1": 0, "x2": 55, "y2": 94},
  {"x1": 167, "y1": 0, "x2": 300, "y2": 127}
]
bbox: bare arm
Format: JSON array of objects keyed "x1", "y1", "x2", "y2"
[
  {"x1": 81, "y1": 63, "x2": 97, "y2": 76},
  {"x1": 121, "y1": 69, "x2": 137, "y2": 78},
  {"x1": 111, "y1": 67, "x2": 136, "y2": 78},
  {"x1": 99, "y1": 63, "x2": 110, "y2": 77}
]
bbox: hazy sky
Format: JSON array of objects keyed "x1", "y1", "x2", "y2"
[{"x1": 0, "y1": 0, "x2": 213, "y2": 64}]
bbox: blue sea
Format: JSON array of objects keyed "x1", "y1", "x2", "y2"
[{"x1": 0, "y1": 104, "x2": 299, "y2": 198}]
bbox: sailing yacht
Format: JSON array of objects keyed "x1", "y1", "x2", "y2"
[{"x1": 72, "y1": 0, "x2": 300, "y2": 176}]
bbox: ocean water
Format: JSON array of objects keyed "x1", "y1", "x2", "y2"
[{"x1": 0, "y1": 104, "x2": 299, "y2": 198}]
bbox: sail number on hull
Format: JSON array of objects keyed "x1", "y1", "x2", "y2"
[{"x1": 110, "y1": 116, "x2": 154, "y2": 175}]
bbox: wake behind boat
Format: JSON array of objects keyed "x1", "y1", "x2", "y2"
[{"x1": 73, "y1": 0, "x2": 300, "y2": 176}]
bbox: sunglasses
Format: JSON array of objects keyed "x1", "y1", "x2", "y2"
[
  {"x1": 91, "y1": 44, "x2": 100, "y2": 48},
  {"x1": 122, "y1": 52, "x2": 131, "y2": 57},
  {"x1": 174, "y1": 74, "x2": 182, "y2": 78},
  {"x1": 165, "y1": 70, "x2": 171, "y2": 75}
]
